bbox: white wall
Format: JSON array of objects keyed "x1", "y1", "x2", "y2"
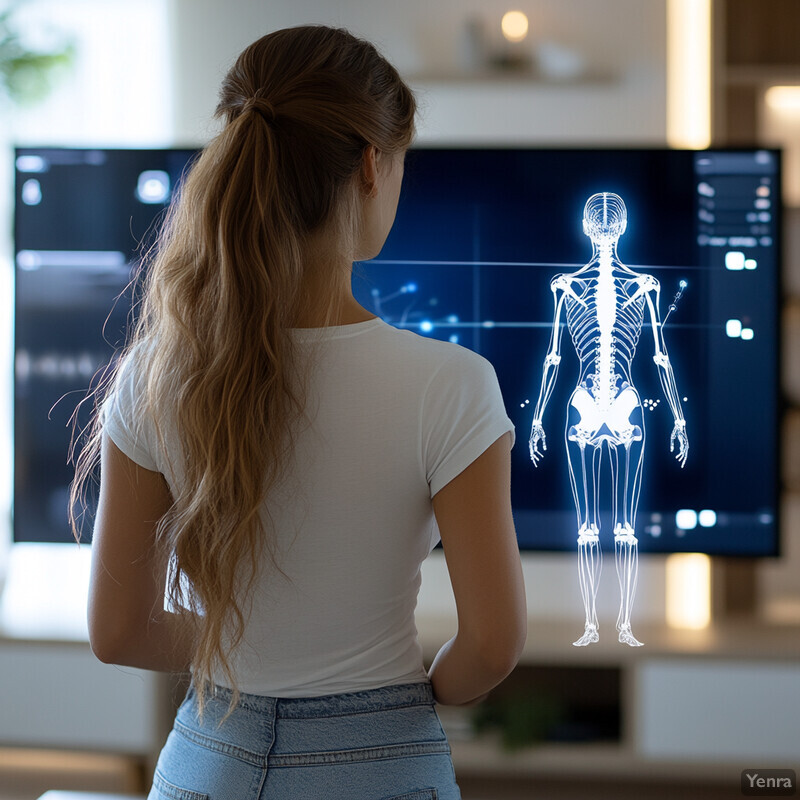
[{"x1": 167, "y1": 0, "x2": 667, "y2": 146}]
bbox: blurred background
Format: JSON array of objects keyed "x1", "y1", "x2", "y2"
[{"x1": 0, "y1": 1, "x2": 798, "y2": 798}]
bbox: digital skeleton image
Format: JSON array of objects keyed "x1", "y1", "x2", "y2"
[{"x1": 529, "y1": 192, "x2": 689, "y2": 647}]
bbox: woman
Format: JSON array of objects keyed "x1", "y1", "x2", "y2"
[{"x1": 71, "y1": 25, "x2": 526, "y2": 800}]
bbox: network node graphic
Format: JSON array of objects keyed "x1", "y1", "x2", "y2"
[{"x1": 529, "y1": 192, "x2": 689, "y2": 647}]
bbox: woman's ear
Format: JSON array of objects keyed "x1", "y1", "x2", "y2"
[{"x1": 361, "y1": 144, "x2": 379, "y2": 199}]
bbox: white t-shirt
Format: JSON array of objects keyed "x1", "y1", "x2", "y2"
[{"x1": 102, "y1": 316, "x2": 515, "y2": 697}]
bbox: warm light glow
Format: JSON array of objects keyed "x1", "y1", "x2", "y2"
[
  {"x1": 501, "y1": 10, "x2": 529, "y2": 43},
  {"x1": 667, "y1": 0, "x2": 711, "y2": 148},
  {"x1": 765, "y1": 86, "x2": 800, "y2": 113},
  {"x1": 665, "y1": 552, "x2": 711, "y2": 629}
]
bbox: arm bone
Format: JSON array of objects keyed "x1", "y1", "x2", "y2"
[
  {"x1": 532, "y1": 282, "x2": 567, "y2": 423},
  {"x1": 645, "y1": 287, "x2": 685, "y2": 424}
]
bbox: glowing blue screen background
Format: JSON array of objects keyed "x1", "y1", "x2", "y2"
[
  {"x1": 14, "y1": 147, "x2": 780, "y2": 555},
  {"x1": 354, "y1": 148, "x2": 781, "y2": 556}
]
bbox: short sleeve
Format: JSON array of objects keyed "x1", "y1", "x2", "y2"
[
  {"x1": 101, "y1": 354, "x2": 160, "y2": 472},
  {"x1": 423, "y1": 348, "x2": 515, "y2": 497}
]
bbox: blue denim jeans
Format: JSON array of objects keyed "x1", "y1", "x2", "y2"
[{"x1": 147, "y1": 680, "x2": 461, "y2": 800}]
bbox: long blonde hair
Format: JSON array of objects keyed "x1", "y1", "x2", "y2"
[{"x1": 70, "y1": 25, "x2": 415, "y2": 717}]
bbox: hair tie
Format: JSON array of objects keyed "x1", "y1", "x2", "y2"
[{"x1": 243, "y1": 95, "x2": 277, "y2": 124}]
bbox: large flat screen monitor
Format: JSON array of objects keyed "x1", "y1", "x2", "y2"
[{"x1": 14, "y1": 146, "x2": 781, "y2": 556}]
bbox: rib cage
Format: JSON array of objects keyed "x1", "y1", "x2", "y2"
[{"x1": 562, "y1": 264, "x2": 647, "y2": 408}]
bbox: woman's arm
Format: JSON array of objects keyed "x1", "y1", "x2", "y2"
[
  {"x1": 428, "y1": 432, "x2": 527, "y2": 705},
  {"x1": 87, "y1": 433, "x2": 198, "y2": 672}
]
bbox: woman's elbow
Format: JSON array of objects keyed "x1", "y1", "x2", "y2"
[
  {"x1": 478, "y1": 624, "x2": 527, "y2": 679},
  {"x1": 87, "y1": 613, "x2": 131, "y2": 665},
  {"x1": 89, "y1": 633, "x2": 120, "y2": 665}
]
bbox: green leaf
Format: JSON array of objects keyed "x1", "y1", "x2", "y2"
[{"x1": 0, "y1": 2, "x2": 77, "y2": 108}]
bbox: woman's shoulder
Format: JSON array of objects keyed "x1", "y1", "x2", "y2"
[{"x1": 375, "y1": 324, "x2": 497, "y2": 386}]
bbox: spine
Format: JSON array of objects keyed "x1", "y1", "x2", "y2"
[{"x1": 594, "y1": 249, "x2": 616, "y2": 409}]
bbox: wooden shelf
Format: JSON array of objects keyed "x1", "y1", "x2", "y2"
[{"x1": 723, "y1": 65, "x2": 800, "y2": 86}]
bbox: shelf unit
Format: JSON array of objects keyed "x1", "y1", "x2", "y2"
[
  {"x1": 713, "y1": 0, "x2": 800, "y2": 146},
  {"x1": 416, "y1": 614, "x2": 800, "y2": 786}
]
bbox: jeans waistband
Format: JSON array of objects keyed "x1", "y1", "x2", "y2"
[{"x1": 201, "y1": 680, "x2": 436, "y2": 719}]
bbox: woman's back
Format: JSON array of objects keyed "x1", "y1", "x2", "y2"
[{"x1": 104, "y1": 316, "x2": 513, "y2": 696}]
